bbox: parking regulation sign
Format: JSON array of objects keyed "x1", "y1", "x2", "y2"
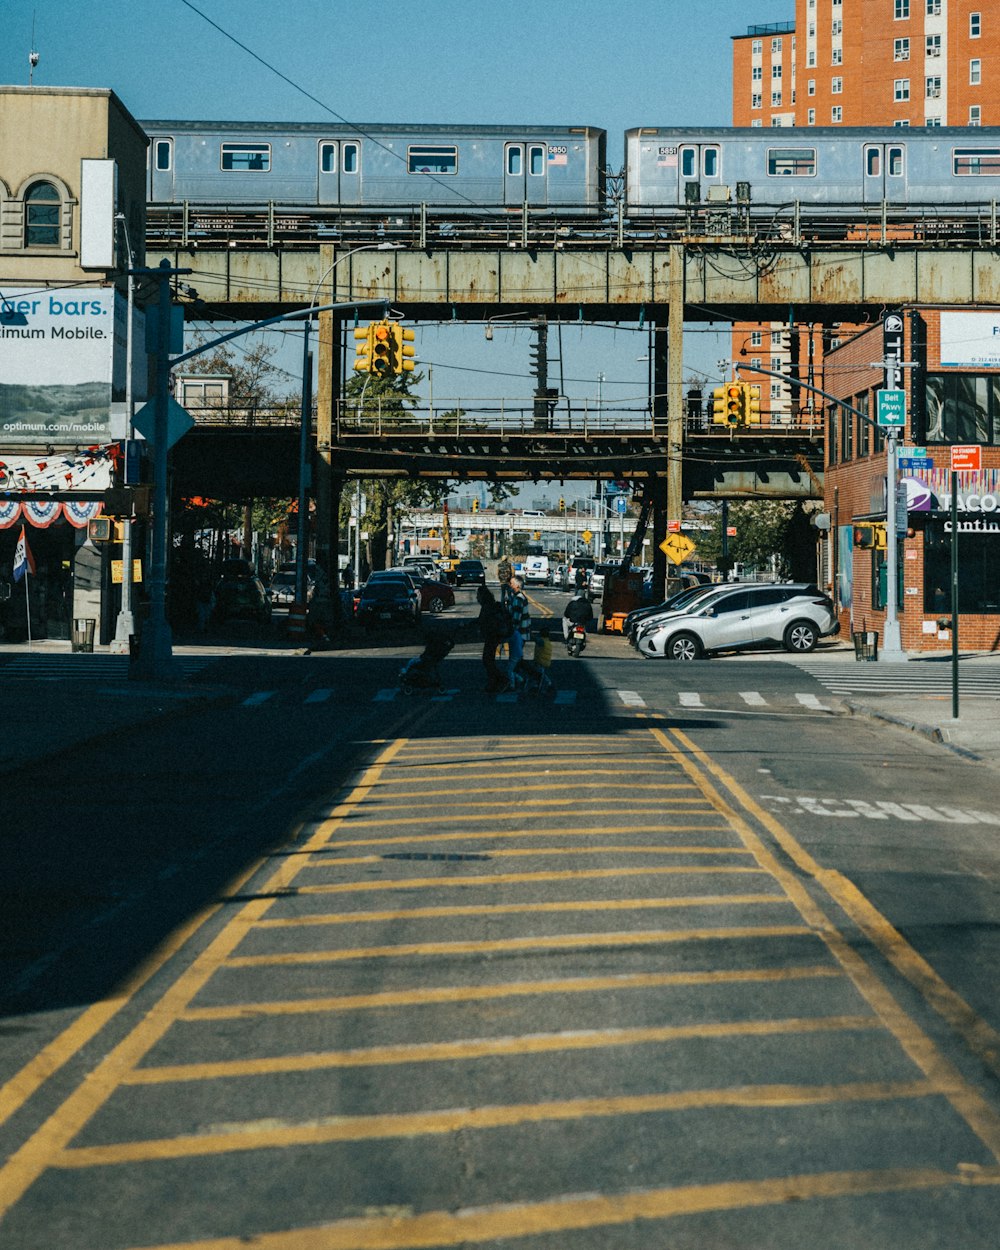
[{"x1": 877, "y1": 389, "x2": 906, "y2": 427}]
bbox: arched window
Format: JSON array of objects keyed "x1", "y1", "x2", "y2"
[{"x1": 24, "y1": 180, "x2": 61, "y2": 247}]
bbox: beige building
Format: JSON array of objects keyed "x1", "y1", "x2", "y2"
[{"x1": 0, "y1": 85, "x2": 148, "y2": 643}]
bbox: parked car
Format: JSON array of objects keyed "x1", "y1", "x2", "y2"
[
  {"x1": 401, "y1": 555, "x2": 440, "y2": 580},
  {"x1": 389, "y1": 568, "x2": 455, "y2": 613},
  {"x1": 212, "y1": 562, "x2": 270, "y2": 627},
  {"x1": 452, "y1": 558, "x2": 487, "y2": 587},
  {"x1": 587, "y1": 562, "x2": 620, "y2": 602},
  {"x1": 632, "y1": 582, "x2": 762, "y2": 651},
  {"x1": 624, "y1": 582, "x2": 717, "y2": 643},
  {"x1": 267, "y1": 570, "x2": 315, "y2": 605},
  {"x1": 638, "y1": 583, "x2": 838, "y2": 660},
  {"x1": 356, "y1": 577, "x2": 421, "y2": 628}
]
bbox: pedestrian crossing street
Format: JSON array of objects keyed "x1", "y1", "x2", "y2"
[{"x1": 792, "y1": 658, "x2": 1000, "y2": 698}]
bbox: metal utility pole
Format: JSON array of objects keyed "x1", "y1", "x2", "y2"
[
  {"x1": 530, "y1": 318, "x2": 557, "y2": 430},
  {"x1": 112, "y1": 214, "x2": 137, "y2": 653}
]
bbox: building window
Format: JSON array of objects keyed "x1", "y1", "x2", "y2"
[
  {"x1": 828, "y1": 405, "x2": 838, "y2": 465},
  {"x1": 752, "y1": 39, "x2": 762, "y2": 55},
  {"x1": 772, "y1": 91, "x2": 783, "y2": 107},
  {"x1": 926, "y1": 116, "x2": 942, "y2": 126},
  {"x1": 832, "y1": 76, "x2": 843, "y2": 93},
  {"x1": 925, "y1": 373, "x2": 1000, "y2": 443},
  {"x1": 924, "y1": 525, "x2": 1000, "y2": 615},
  {"x1": 752, "y1": 93, "x2": 763, "y2": 110},
  {"x1": 970, "y1": 59, "x2": 982, "y2": 85},
  {"x1": 750, "y1": 357, "x2": 762, "y2": 371},
  {"x1": 807, "y1": 108, "x2": 816, "y2": 125},
  {"x1": 970, "y1": 12, "x2": 981, "y2": 37},
  {"x1": 926, "y1": 0, "x2": 941, "y2": 13},
  {"x1": 770, "y1": 381, "x2": 783, "y2": 400},
  {"x1": 772, "y1": 63, "x2": 783, "y2": 78},
  {"x1": 895, "y1": 78, "x2": 911, "y2": 100},
  {"x1": 970, "y1": 105, "x2": 982, "y2": 126},
  {"x1": 220, "y1": 143, "x2": 270, "y2": 171},
  {"x1": 832, "y1": 47, "x2": 843, "y2": 64},
  {"x1": 807, "y1": 50, "x2": 816, "y2": 67},
  {"x1": 808, "y1": 78, "x2": 816, "y2": 94},
  {"x1": 24, "y1": 180, "x2": 60, "y2": 247},
  {"x1": 752, "y1": 65, "x2": 763, "y2": 80},
  {"x1": 832, "y1": 19, "x2": 842, "y2": 34},
  {"x1": 840, "y1": 402, "x2": 853, "y2": 460},
  {"x1": 831, "y1": 105, "x2": 842, "y2": 123},
  {"x1": 752, "y1": 119, "x2": 763, "y2": 127},
  {"x1": 926, "y1": 76, "x2": 941, "y2": 98},
  {"x1": 926, "y1": 34, "x2": 941, "y2": 56},
  {"x1": 857, "y1": 394, "x2": 871, "y2": 457},
  {"x1": 750, "y1": 330, "x2": 763, "y2": 347},
  {"x1": 772, "y1": 37, "x2": 783, "y2": 53},
  {"x1": 771, "y1": 330, "x2": 783, "y2": 346},
  {"x1": 894, "y1": 38, "x2": 909, "y2": 60},
  {"x1": 894, "y1": 119, "x2": 911, "y2": 126},
  {"x1": 895, "y1": 0, "x2": 909, "y2": 17}
]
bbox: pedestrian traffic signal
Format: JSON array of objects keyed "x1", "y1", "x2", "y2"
[
  {"x1": 745, "y1": 384, "x2": 761, "y2": 424},
  {"x1": 353, "y1": 323, "x2": 375, "y2": 373},
  {"x1": 391, "y1": 323, "x2": 416, "y2": 373},
  {"x1": 371, "y1": 321, "x2": 393, "y2": 375},
  {"x1": 853, "y1": 523, "x2": 875, "y2": 549}
]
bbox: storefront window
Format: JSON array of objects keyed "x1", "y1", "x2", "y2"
[
  {"x1": 923, "y1": 521, "x2": 1000, "y2": 613},
  {"x1": 925, "y1": 374, "x2": 1000, "y2": 444}
]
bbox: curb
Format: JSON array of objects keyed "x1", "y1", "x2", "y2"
[{"x1": 843, "y1": 699, "x2": 984, "y2": 762}]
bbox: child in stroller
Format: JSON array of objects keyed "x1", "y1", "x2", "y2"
[
  {"x1": 399, "y1": 634, "x2": 454, "y2": 694},
  {"x1": 515, "y1": 626, "x2": 555, "y2": 694}
]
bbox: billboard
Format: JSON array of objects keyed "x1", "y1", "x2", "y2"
[
  {"x1": 0, "y1": 287, "x2": 116, "y2": 446},
  {"x1": 939, "y1": 311, "x2": 1000, "y2": 368}
]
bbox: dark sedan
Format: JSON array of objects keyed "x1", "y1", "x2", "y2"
[{"x1": 356, "y1": 579, "x2": 420, "y2": 628}]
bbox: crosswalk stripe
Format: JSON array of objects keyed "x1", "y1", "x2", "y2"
[
  {"x1": 242, "y1": 691, "x2": 277, "y2": 707},
  {"x1": 304, "y1": 688, "x2": 333, "y2": 704},
  {"x1": 617, "y1": 690, "x2": 646, "y2": 707},
  {"x1": 740, "y1": 691, "x2": 768, "y2": 706},
  {"x1": 679, "y1": 692, "x2": 703, "y2": 708},
  {"x1": 795, "y1": 693, "x2": 827, "y2": 710}
]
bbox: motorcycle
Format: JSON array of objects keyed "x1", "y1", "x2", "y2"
[{"x1": 566, "y1": 622, "x2": 587, "y2": 658}]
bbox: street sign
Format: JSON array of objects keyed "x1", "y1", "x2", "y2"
[
  {"x1": 898, "y1": 456, "x2": 933, "y2": 470},
  {"x1": 659, "y1": 533, "x2": 696, "y2": 565},
  {"x1": 877, "y1": 389, "x2": 906, "y2": 427},
  {"x1": 895, "y1": 482, "x2": 908, "y2": 529},
  {"x1": 616, "y1": 496, "x2": 627, "y2": 514},
  {"x1": 132, "y1": 397, "x2": 195, "y2": 450},
  {"x1": 950, "y1": 445, "x2": 982, "y2": 472},
  {"x1": 667, "y1": 519, "x2": 682, "y2": 533},
  {"x1": 581, "y1": 529, "x2": 593, "y2": 544}
]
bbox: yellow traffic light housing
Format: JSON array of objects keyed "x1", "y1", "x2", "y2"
[
  {"x1": 745, "y1": 384, "x2": 761, "y2": 424},
  {"x1": 392, "y1": 323, "x2": 416, "y2": 374},
  {"x1": 873, "y1": 523, "x2": 887, "y2": 550},
  {"x1": 725, "y1": 384, "x2": 743, "y2": 426},
  {"x1": 471, "y1": 499, "x2": 479, "y2": 513},
  {"x1": 353, "y1": 323, "x2": 375, "y2": 373},
  {"x1": 371, "y1": 321, "x2": 393, "y2": 376},
  {"x1": 711, "y1": 386, "x2": 727, "y2": 425}
]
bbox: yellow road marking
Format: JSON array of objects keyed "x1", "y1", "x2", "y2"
[
  {"x1": 181, "y1": 964, "x2": 844, "y2": 1021},
  {"x1": 0, "y1": 739, "x2": 410, "y2": 1218},
  {"x1": 255, "y1": 892, "x2": 786, "y2": 929},
  {"x1": 318, "y1": 807, "x2": 714, "y2": 830},
  {"x1": 369, "y1": 766, "x2": 677, "y2": 779},
  {"x1": 117, "y1": 1168, "x2": 995, "y2": 1250},
  {"x1": 667, "y1": 725, "x2": 1000, "y2": 1085},
  {"x1": 310, "y1": 844, "x2": 754, "y2": 866},
  {"x1": 61, "y1": 1080, "x2": 941, "y2": 1168},
  {"x1": 225, "y1": 925, "x2": 811, "y2": 968},
  {"x1": 295, "y1": 865, "x2": 765, "y2": 894},
  {"x1": 126, "y1": 1014, "x2": 879, "y2": 1084},
  {"x1": 337, "y1": 796, "x2": 689, "y2": 814},
  {"x1": 649, "y1": 726, "x2": 1000, "y2": 1165},
  {"x1": 355, "y1": 781, "x2": 698, "y2": 799},
  {"x1": 314, "y1": 824, "x2": 731, "y2": 851}
]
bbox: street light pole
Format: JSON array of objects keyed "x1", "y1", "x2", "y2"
[{"x1": 112, "y1": 214, "x2": 136, "y2": 653}]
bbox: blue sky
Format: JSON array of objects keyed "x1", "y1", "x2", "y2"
[{"x1": 3, "y1": 0, "x2": 793, "y2": 502}]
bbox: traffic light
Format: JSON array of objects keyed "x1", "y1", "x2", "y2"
[
  {"x1": 873, "y1": 523, "x2": 887, "y2": 550},
  {"x1": 371, "y1": 321, "x2": 393, "y2": 375},
  {"x1": 853, "y1": 523, "x2": 875, "y2": 549},
  {"x1": 745, "y1": 384, "x2": 761, "y2": 424},
  {"x1": 559, "y1": 497, "x2": 566, "y2": 513},
  {"x1": 724, "y1": 383, "x2": 744, "y2": 426},
  {"x1": 471, "y1": 499, "x2": 479, "y2": 513},
  {"x1": 391, "y1": 323, "x2": 416, "y2": 374},
  {"x1": 353, "y1": 323, "x2": 374, "y2": 373},
  {"x1": 711, "y1": 386, "x2": 727, "y2": 425}
]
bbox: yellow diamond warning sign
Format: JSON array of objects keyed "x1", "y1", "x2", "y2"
[{"x1": 659, "y1": 533, "x2": 696, "y2": 565}]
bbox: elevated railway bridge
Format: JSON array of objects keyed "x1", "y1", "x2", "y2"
[{"x1": 149, "y1": 221, "x2": 994, "y2": 580}]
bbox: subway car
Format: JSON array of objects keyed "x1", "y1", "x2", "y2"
[{"x1": 143, "y1": 121, "x2": 607, "y2": 214}]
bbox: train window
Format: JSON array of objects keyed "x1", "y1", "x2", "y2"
[
  {"x1": 767, "y1": 147, "x2": 816, "y2": 176},
  {"x1": 703, "y1": 147, "x2": 719, "y2": 177},
  {"x1": 866, "y1": 148, "x2": 881, "y2": 177},
  {"x1": 221, "y1": 143, "x2": 270, "y2": 172},
  {"x1": 888, "y1": 146, "x2": 904, "y2": 176},
  {"x1": 528, "y1": 145, "x2": 545, "y2": 176},
  {"x1": 407, "y1": 146, "x2": 458, "y2": 174},
  {"x1": 320, "y1": 143, "x2": 337, "y2": 174},
  {"x1": 343, "y1": 144, "x2": 359, "y2": 174},
  {"x1": 154, "y1": 139, "x2": 172, "y2": 172},
  {"x1": 954, "y1": 147, "x2": 1000, "y2": 175},
  {"x1": 680, "y1": 147, "x2": 697, "y2": 178},
  {"x1": 507, "y1": 146, "x2": 522, "y2": 176}
]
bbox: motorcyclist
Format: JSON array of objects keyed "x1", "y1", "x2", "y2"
[{"x1": 562, "y1": 589, "x2": 594, "y2": 642}]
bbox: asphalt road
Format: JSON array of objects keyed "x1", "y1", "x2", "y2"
[{"x1": 1, "y1": 586, "x2": 999, "y2": 1247}]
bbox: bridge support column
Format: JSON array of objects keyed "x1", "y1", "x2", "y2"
[
  {"x1": 315, "y1": 310, "x2": 342, "y2": 593},
  {"x1": 651, "y1": 481, "x2": 667, "y2": 602},
  {"x1": 667, "y1": 243, "x2": 685, "y2": 532}
]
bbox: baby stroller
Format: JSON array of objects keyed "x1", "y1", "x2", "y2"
[
  {"x1": 514, "y1": 657, "x2": 552, "y2": 694},
  {"x1": 399, "y1": 635, "x2": 454, "y2": 695}
]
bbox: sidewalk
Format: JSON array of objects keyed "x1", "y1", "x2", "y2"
[{"x1": 793, "y1": 639, "x2": 1000, "y2": 769}]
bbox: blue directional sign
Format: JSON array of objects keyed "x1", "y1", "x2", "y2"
[
  {"x1": 877, "y1": 389, "x2": 906, "y2": 427},
  {"x1": 898, "y1": 456, "x2": 933, "y2": 470},
  {"x1": 616, "y1": 496, "x2": 627, "y2": 514}
]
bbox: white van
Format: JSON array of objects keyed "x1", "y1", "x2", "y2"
[{"x1": 522, "y1": 555, "x2": 551, "y2": 586}]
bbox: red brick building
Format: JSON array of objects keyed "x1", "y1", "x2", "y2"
[{"x1": 823, "y1": 308, "x2": 1000, "y2": 651}]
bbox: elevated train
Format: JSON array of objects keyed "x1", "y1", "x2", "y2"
[{"x1": 142, "y1": 120, "x2": 1000, "y2": 247}]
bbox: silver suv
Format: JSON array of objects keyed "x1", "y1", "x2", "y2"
[{"x1": 638, "y1": 583, "x2": 838, "y2": 659}]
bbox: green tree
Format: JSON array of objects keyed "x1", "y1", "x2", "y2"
[{"x1": 697, "y1": 500, "x2": 817, "y2": 581}]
